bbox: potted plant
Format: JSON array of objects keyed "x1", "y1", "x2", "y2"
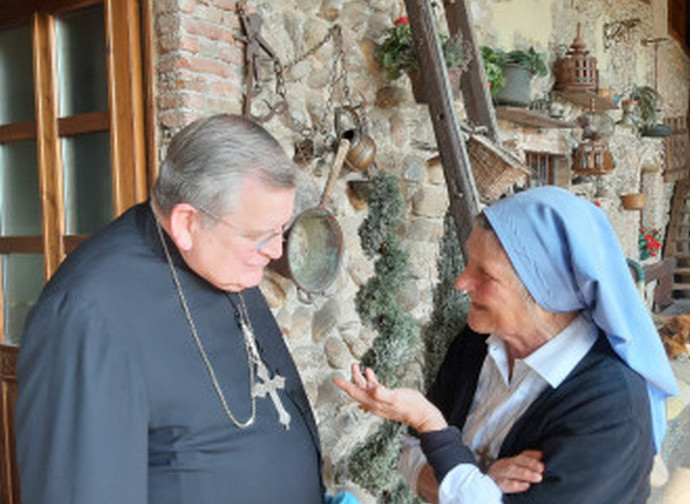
[
  {"x1": 639, "y1": 226, "x2": 663, "y2": 260},
  {"x1": 375, "y1": 16, "x2": 467, "y2": 102},
  {"x1": 481, "y1": 46, "x2": 548, "y2": 107},
  {"x1": 479, "y1": 46, "x2": 506, "y2": 96},
  {"x1": 629, "y1": 85, "x2": 671, "y2": 137}
]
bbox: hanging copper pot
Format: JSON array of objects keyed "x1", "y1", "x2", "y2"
[
  {"x1": 335, "y1": 106, "x2": 376, "y2": 171},
  {"x1": 270, "y1": 138, "x2": 350, "y2": 300}
]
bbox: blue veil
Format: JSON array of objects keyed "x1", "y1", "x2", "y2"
[{"x1": 484, "y1": 186, "x2": 678, "y2": 452}]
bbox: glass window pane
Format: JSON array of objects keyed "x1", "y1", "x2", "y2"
[
  {"x1": 57, "y1": 4, "x2": 108, "y2": 116},
  {"x1": 0, "y1": 140, "x2": 41, "y2": 236},
  {"x1": 63, "y1": 132, "x2": 112, "y2": 235},
  {"x1": 3, "y1": 253, "x2": 44, "y2": 345},
  {"x1": 0, "y1": 23, "x2": 35, "y2": 124}
]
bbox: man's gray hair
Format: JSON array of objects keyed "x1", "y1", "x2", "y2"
[{"x1": 152, "y1": 114, "x2": 297, "y2": 217}]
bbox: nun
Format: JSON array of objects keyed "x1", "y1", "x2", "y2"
[{"x1": 335, "y1": 186, "x2": 678, "y2": 504}]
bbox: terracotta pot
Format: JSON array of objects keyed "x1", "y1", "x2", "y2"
[{"x1": 620, "y1": 193, "x2": 646, "y2": 210}]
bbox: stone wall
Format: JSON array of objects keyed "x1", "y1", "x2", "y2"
[{"x1": 150, "y1": 0, "x2": 690, "y2": 501}]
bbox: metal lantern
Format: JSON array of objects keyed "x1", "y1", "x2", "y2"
[
  {"x1": 556, "y1": 23, "x2": 598, "y2": 92},
  {"x1": 572, "y1": 139, "x2": 614, "y2": 176}
]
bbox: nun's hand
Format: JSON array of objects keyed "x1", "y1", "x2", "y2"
[
  {"x1": 487, "y1": 450, "x2": 544, "y2": 494},
  {"x1": 333, "y1": 363, "x2": 447, "y2": 433}
]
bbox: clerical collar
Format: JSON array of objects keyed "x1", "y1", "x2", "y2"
[{"x1": 487, "y1": 314, "x2": 598, "y2": 389}]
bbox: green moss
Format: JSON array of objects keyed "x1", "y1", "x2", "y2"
[
  {"x1": 348, "y1": 172, "x2": 420, "y2": 501},
  {"x1": 347, "y1": 422, "x2": 421, "y2": 504},
  {"x1": 358, "y1": 173, "x2": 405, "y2": 258},
  {"x1": 347, "y1": 422, "x2": 403, "y2": 495},
  {"x1": 422, "y1": 213, "x2": 470, "y2": 387},
  {"x1": 348, "y1": 181, "x2": 470, "y2": 503}
]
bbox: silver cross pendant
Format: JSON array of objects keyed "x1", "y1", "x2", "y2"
[{"x1": 253, "y1": 362, "x2": 291, "y2": 430}]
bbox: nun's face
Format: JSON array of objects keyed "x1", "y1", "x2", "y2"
[{"x1": 455, "y1": 226, "x2": 535, "y2": 341}]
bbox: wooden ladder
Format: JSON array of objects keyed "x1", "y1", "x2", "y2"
[
  {"x1": 403, "y1": 0, "x2": 499, "y2": 259},
  {"x1": 665, "y1": 178, "x2": 690, "y2": 298}
]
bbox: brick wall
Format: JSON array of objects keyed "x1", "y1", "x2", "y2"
[{"x1": 154, "y1": 0, "x2": 244, "y2": 138}]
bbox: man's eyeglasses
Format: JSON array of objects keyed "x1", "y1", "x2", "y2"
[{"x1": 195, "y1": 206, "x2": 291, "y2": 251}]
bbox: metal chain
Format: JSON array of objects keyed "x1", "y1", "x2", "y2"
[
  {"x1": 323, "y1": 25, "x2": 351, "y2": 130},
  {"x1": 264, "y1": 24, "x2": 352, "y2": 141},
  {"x1": 155, "y1": 216, "x2": 258, "y2": 429},
  {"x1": 284, "y1": 24, "x2": 341, "y2": 70}
]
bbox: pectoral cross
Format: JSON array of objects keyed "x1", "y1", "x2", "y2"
[{"x1": 253, "y1": 362, "x2": 291, "y2": 430}]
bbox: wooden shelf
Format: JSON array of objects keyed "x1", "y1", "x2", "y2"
[
  {"x1": 554, "y1": 90, "x2": 618, "y2": 111},
  {"x1": 496, "y1": 106, "x2": 577, "y2": 129}
]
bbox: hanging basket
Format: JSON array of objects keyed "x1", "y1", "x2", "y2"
[
  {"x1": 467, "y1": 134, "x2": 529, "y2": 202},
  {"x1": 620, "y1": 193, "x2": 646, "y2": 210}
]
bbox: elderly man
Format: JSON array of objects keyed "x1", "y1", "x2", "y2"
[
  {"x1": 336, "y1": 186, "x2": 678, "y2": 504},
  {"x1": 16, "y1": 115, "x2": 326, "y2": 503}
]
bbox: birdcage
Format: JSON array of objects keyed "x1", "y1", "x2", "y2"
[
  {"x1": 556, "y1": 23, "x2": 598, "y2": 92},
  {"x1": 572, "y1": 139, "x2": 614, "y2": 175}
]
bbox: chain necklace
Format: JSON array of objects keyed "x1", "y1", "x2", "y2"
[
  {"x1": 155, "y1": 217, "x2": 257, "y2": 428},
  {"x1": 155, "y1": 217, "x2": 291, "y2": 430}
]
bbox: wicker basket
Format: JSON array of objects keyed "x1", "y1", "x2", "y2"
[{"x1": 467, "y1": 134, "x2": 529, "y2": 202}]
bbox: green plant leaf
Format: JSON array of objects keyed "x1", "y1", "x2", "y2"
[{"x1": 374, "y1": 21, "x2": 466, "y2": 82}]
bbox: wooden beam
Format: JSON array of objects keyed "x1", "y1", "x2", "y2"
[
  {"x1": 33, "y1": 11, "x2": 65, "y2": 279},
  {"x1": 57, "y1": 111, "x2": 110, "y2": 137},
  {"x1": 0, "y1": 122, "x2": 37, "y2": 144},
  {"x1": 62, "y1": 234, "x2": 88, "y2": 253},
  {"x1": 105, "y1": 0, "x2": 148, "y2": 215},
  {"x1": 443, "y1": 0, "x2": 500, "y2": 143},
  {"x1": 0, "y1": 237, "x2": 44, "y2": 254},
  {"x1": 403, "y1": 0, "x2": 481, "y2": 259},
  {"x1": 140, "y1": 0, "x2": 159, "y2": 190},
  {"x1": 0, "y1": 344, "x2": 20, "y2": 503}
]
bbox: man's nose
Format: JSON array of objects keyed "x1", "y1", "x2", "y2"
[{"x1": 257, "y1": 233, "x2": 284, "y2": 259}]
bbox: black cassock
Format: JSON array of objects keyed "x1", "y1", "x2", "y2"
[{"x1": 16, "y1": 203, "x2": 324, "y2": 504}]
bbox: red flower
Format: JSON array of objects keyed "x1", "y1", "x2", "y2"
[
  {"x1": 639, "y1": 226, "x2": 663, "y2": 260},
  {"x1": 394, "y1": 16, "x2": 409, "y2": 26},
  {"x1": 594, "y1": 201, "x2": 601, "y2": 207}
]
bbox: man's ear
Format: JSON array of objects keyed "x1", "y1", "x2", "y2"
[{"x1": 168, "y1": 203, "x2": 198, "y2": 251}]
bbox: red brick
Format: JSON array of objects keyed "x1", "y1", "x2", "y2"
[
  {"x1": 181, "y1": 17, "x2": 226, "y2": 41},
  {"x1": 181, "y1": 92, "x2": 205, "y2": 109},
  {"x1": 220, "y1": 46, "x2": 243, "y2": 65},
  {"x1": 208, "y1": 80, "x2": 240, "y2": 97},
  {"x1": 179, "y1": 35, "x2": 201, "y2": 53},
  {"x1": 178, "y1": 55, "x2": 231, "y2": 78}
]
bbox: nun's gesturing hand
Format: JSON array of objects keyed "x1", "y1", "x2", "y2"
[{"x1": 333, "y1": 363, "x2": 448, "y2": 433}]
